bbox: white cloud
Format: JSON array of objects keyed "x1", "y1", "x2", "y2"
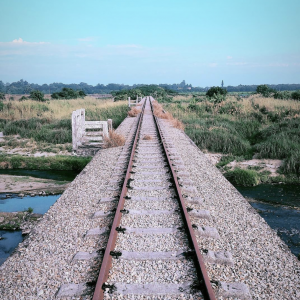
[
  {"x1": 10, "y1": 38, "x2": 48, "y2": 45},
  {"x1": 209, "y1": 63, "x2": 217, "y2": 67},
  {"x1": 227, "y1": 56, "x2": 233, "y2": 60}
]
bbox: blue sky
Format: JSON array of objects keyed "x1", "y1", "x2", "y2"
[{"x1": 0, "y1": 0, "x2": 299, "y2": 86}]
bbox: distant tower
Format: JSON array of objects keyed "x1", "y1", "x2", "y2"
[{"x1": 221, "y1": 80, "x2": 224, "y2": 88}]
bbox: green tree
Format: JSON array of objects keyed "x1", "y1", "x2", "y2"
[
  {"x1": 30, "y1": 90, "x2": 45, "y2": 102},
  {"x1": 256, "y1": 85, "x2": 275, "y2": 97},
  {"x1": 291, "y1": 90, "x2": 300, "y2": 100},
  {"x1": 0, "y1": 92, "x2": 5, "y2": 100},
  {"x1": 206, "y1": 86, "x2": 227, "y2": 98}
]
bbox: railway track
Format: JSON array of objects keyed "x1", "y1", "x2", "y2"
[{"x1": 92, "y1": 97, "x2": 216, "y2": 299}]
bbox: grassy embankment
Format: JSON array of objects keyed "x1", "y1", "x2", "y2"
[
  {"x1": 160, "y1": 94, "x2": 300, "y2": 186},
  {"x1": 0, "y1": 97, "x2": 129, "y2": 170}
]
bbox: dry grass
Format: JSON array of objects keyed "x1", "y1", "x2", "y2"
[
  {"x1": 128, "y1": 106, "x2": 141, "y2": 117},
  {"x1": 102, "y1": 130, "x2": 125, "y2": 149},
  {"x1": 142, "y1": 135, "x2": 152, "y2": 140},
  {"x1": 249, "y1": 95, "x2": 300, "y2": 111},
  {"x1": 0, "y1": 96, "x2": 125, "y2": 121},
  {"x1": 171, "y1": 118, "x2": 185, "y2": 130},
  {"x1": 152, "y1": 100, "x2": 184, "y2": 130}
]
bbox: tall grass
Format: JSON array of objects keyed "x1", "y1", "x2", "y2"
[
  {"x1": 163, "y1": 95, "x2": 300, "y2": 175},
  {"x1": 0, "y1": 154, "x2": 91, "y2": 171},
  {"x1": 0, "y1": 97, "x2": 127, "y2": 121},
  {"x1": 0, "y1": 97, "x2": 129, "y2": 144}
]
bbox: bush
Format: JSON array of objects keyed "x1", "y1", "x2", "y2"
[
  {"x1": 0, "y1": 101, "x2": 3, "y2": 111},
  {"x1": 273, "y1": 91, "x2": 291, "y2": 100},
  {"x1": 281, "y1": 151, "x2": 300, "y2": 175},
  {"x1": 225, "y1": 168, "x2": 260, "y2": 186},
  {"x1": 30, "y1": 90, "x2": 45, "y2": 102},
  {"x1": 51, "y1": 88, "x2": 86, "y2": 100},
  {"x1": 256, "y1": 85, "x2": 275, "y2": 97},
  {"x1": 0, "y1": 92, "x2": 5, "y2": 100},
  {"x1": 206, "y1": 86, "x2": 227, "y2": 98},
  {"x1": 19, "y1": 96, "x2": 28, "y2": 101},
  {"x1": 291, "y1": 90, "x2": 300, "y2": 100},
  {"x1": 186, "y1": 127, "x2": 252, "y2": 156}
]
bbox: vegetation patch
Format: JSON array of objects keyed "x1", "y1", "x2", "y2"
[
  {"x1": 128, "y1": 107, "x2": 141, "y2": 117},
  {"x1": 103, "y1": 130, "x2": 125, "y2": 149},
  {"x1": 161, "y1": 94, "x2": 300, "y2": 184},
  {"x1": 0, "y1": 211, "x2": 41, "y2": 231},
  {"x1": 0, "y1": 154, "x2": 91, "y2": 171},
  {"x1": 224, "y1": 168, "x2": 260, "y2": 186}
]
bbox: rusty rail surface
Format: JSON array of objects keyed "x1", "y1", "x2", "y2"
[
  {"x1": 92, "y1": 99, "x2": 146, "y2": 300},
  {"x1": 93, "y1": 97, "x2": 216, "y2": 300},
  {"x1": 150, "y1": 99, "x2": 216, "y2": 300}
]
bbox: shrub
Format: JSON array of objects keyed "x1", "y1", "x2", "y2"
[
  {"x1": 273, "y1": 91, "x2": 291, "y2": 100},
  {"x1": 27, "y1": 207, "x2": 34, "y2": 213},
  {"x1": 51, "y1": 88, "x2": 86, "y2": 100},
  {"x1": 30, "y1": 90, "x2": 45, "y2": 102},
  {"x1": 225, "y1": 168, "x2": 260, "y2": 186},
  {"x1": 256, "y1": 85, "x2": 275, "y2": 97},
  {"x1": 0, "y1": 92, "x2": 5, "y2": 100},
  {"x1": 291, "y1": 90, "x2": 300, "y2": 100},
  {"x1": 186, "y1": 127, "x2": 252, "y2": 156},
  {"x1": 0, "y1": 101, "x2": 3, "y2": 111},
  {"x1": 19, "y1": 96, "x2": 28, "y2": 101},
  {"x1": 281, "y1": 151, "x2": 300, "y2": 175},
  {"x1": 206, "y1": 87, "x2": 227, "y2": 98}
]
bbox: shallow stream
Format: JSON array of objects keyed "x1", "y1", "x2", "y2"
[
  {"x1": 0, "y1": 169, "x2": 78, "y2": 266},
  {"x1": 237, "y1": 184, "x2": 300, "y2": 257}
]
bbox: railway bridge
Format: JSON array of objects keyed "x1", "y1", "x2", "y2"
[{"x1": 0, "y1": 97, "x2": 299, "y2": 300}]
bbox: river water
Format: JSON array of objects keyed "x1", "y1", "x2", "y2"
[
  {"x1": 0, "y1": 169, "x2": 78, "y2": 266},
  {"x1": 237, "y1": 184, "x2": 300, "y2": 258}
]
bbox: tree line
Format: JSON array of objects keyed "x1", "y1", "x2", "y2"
[{"x1": 2, "y1": 79, "x2": 300, "y2": 95}]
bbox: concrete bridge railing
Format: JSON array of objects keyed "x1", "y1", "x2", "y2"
[
  {"x1": 128, "y1": 96, "x2": 142, "y2": 107},
  {"x1": 72, "y1": 108, "x2": 112, "y2": 155}
]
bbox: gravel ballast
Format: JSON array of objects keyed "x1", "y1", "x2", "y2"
[
  {"x1": 0, "y1": 116, "x2": 137, "y2": 299},
  {"x1": 158, "y1": 117, "x2": 300, "y2": 300}
]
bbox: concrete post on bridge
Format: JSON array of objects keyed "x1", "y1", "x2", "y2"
[
  {"x1": 107, "y1": 119, "x2": 112, "y2": 132},
  {"x1": 72, "y1": 108, "x2": 85, "y2": 153}
]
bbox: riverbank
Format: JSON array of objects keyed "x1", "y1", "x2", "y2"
[{"x1": 0, "y1": 174, "x2": 69, "y2": 194}]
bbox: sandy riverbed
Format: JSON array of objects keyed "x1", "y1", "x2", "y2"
[{"x1": 0, "y1": 174, "x2": 70, "y2": 194}]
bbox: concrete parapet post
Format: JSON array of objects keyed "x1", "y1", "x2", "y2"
[
  {"x1": 107, "y1": 119, "x2": 112, "y2": 133},
  {"x1": 72, "y1": 108, "x2": 85, "y2": 152},
  {"x1": 128, "y1": 97, "x2": 131, "y2": 107}
]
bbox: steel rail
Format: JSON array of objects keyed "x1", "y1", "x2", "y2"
[
  {"x1": 150, "y1": 99, "x2": 217, "y2": 300},
  {"x1": 92, "y1": 99, "x2": 147, "y2": 300}
]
